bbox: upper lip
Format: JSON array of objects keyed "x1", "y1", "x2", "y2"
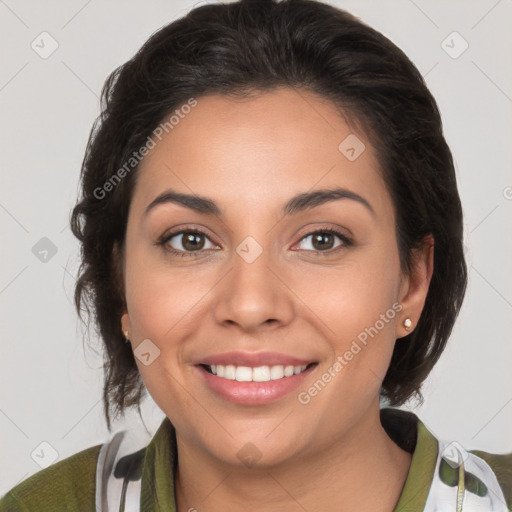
[{"x1": 196, "y1": 351, "x2": 315, "y2": 367}]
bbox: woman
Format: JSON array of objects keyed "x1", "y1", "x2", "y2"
[{"x1": 1, "y1": 0, "x2": 510, "y2": 510}]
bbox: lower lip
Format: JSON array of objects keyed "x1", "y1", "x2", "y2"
[{"x1": 196, "y1": 364, "x2": 317, "y2": 405}]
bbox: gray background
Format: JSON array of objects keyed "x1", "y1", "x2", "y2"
[{"x1": 1, "y1": 0, "x2": 511, "y2": 494}]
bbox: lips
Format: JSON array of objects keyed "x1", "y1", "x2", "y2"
[{"x1": 193, "y1": 351, "x2": 318, "y2": 405}]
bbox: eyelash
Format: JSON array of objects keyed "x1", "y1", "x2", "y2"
[{"x1": 155, "y1": 227, "x2": 353, "y2": 258}]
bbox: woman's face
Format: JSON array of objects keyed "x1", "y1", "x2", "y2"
[{"x1": 121, "y1": 87, "x2": 429, "y2": 467}]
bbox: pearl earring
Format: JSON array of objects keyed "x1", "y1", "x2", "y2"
[
  {"x1": 403, "y1": 318, "x2": 412, "y2": 330},
  {"x1": 123, "y1": 330, "x2": 130, "y2": 344}
]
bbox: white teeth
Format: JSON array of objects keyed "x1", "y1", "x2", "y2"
[
  {"x1": 253, "y1": 366, "x2": 271, "y2": 382},
  {"x1": 270, "y1": 365, "x2": 284, "y2": 380},
  {"x1": 224, "y1": 364, "x2": 236, "y2": 380},
  {"x1": 235, "y1": 366, "x2": 253, "y2": 382},
  {"x1": 284, "y1": 365, "x2": 294, "y2": 377},
  {"x1": 295, "y1": 365, "x2": 307, "y2": 375},
  {"x1": 207, "y1": 363, "x2": 310, "y2": 382}
]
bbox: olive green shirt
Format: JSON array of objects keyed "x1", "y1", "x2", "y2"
[{"x1": 1, "y1": 409, "x2": 511, "y2": 511}]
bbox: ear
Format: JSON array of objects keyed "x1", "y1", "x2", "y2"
[
  {"x1": 396, "y1": 234, "x2": 434, "y2": 339},
  {"x1": 121, "y1": 312, "x2": 131, "y2": 339},
  {"x1": 112, "y1": 241, "x2": 130, "y2": 337}
]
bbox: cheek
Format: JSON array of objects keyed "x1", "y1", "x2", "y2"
[
  {"x1": 297, "y1": 241, "x2": 400, "y2": 336},
  {"x1": 124, "y1": 238, "x2": 212, "y2": 339},
  {"x1": 125, "y1": 264, "x2": 203, "y2": 411},
  {"x1": 294, "y1": 242, "x2": 401, "y2": 384},
  {"x1": 123, "y1": 247, "x2": 217, "y2": 396}
]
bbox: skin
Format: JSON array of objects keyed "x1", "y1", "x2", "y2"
[{"x1": 120, "y1": 87, "x2": 434, "y2": 512}]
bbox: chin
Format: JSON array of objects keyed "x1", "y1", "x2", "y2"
[{"x1": 203, "y1": 430, "x2": 309, "y2": 470}]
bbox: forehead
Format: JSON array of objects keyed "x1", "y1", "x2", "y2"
[{"x1": 132, "y1": 87, "x2": 391, "y2": 219}]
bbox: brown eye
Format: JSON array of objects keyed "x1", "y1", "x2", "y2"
[
  {"x1": 177, "y1": 232, "x2": 206, "y2": 251},
  {"x1": 311, "y1": 232, "x2": 336, "y2": 250},
  {"x1": 159, "y1": 229, "x2": 218, "y2": 257},
  {"x1": 296, "y1": 229, "x2": 352, "y2": 254}
]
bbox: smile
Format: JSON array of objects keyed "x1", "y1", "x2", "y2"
[{"x1": 196, "y1": 361, "x2": 318, "y2": 405}]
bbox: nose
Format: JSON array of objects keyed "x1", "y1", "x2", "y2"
[{"x1": 212, "y1": 238, "x2": 295, "y2": 333}]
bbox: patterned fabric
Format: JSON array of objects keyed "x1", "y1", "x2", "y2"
[
  {"x1": 95, "y1": 427, "x2": 151, "y2": 511},
  {"x1": 424, "y1": 439, "x2": 508, "y2": 511}
]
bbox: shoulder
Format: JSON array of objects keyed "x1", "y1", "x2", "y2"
[
  {"x1": 470, "y1": 449, "x2": 512, "y2": 509},
  {"x1": 0, "y1": 443, "x2": 102, "y2": 511}
]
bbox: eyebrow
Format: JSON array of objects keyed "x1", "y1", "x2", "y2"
[{"x1": 144, "y1": 187, "x2": 375, "y2": 218}]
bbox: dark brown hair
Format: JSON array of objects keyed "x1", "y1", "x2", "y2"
[{"x1": 71, "y1": 0, "x2": 467, "y2": 430}]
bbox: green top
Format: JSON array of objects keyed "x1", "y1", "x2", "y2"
[{"x1": 1, "y1": 409, "x2": 511, "y2": 511}]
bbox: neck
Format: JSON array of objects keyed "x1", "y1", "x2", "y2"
[{"x1": 174, "y1": 401, "x2": 412, "y2": 512}]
